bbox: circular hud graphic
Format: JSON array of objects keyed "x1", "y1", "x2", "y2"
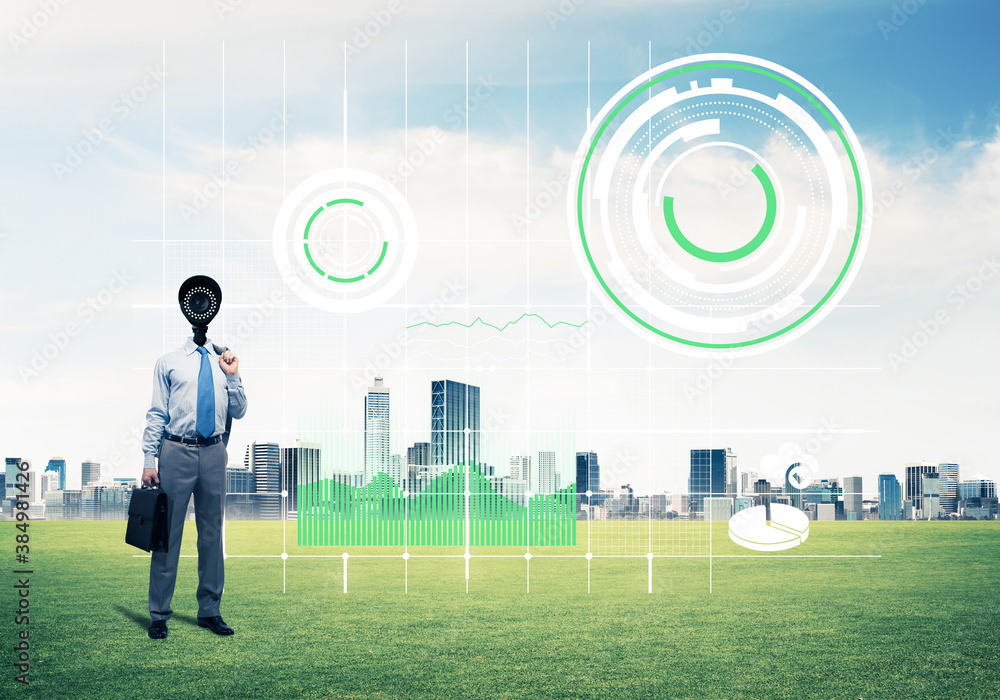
[
  {"x1": 569, "y1": 54, "x2": 871, "y2": 355},
  {"x1": 274, "y1": 168, "x2": 417, "y2": 313}
]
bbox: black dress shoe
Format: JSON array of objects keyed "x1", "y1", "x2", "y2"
[
  {"x1": 148, "y1": 620, "x2": 168, "y2": 639},
  {"x1": 197, "y1": 615, "x2": 234, "y2": 636}
]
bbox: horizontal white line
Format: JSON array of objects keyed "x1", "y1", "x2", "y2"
[{"x1": 132, "y1": 553, "x2": 882, "y2": 559}]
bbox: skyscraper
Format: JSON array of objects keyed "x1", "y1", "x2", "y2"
[
  {"x1": 878, "y1": 473, "x2": 902, "y2": 521},
  {"x1": 46, "y1": 458, "x2": 67, "y2": 490},
  {"x1": 843, "y1": 475, "x2": 863, "y2": 521},
  {"x1": 576, "y1": 451, "x2": 600, "y2": 506},
  {"x1": 5, "y1": 457, "x2": 20, "y2": 500},
  {"x1": 430, "y1": 379, "x2": 480, "y2": 468},
  {"x1": 246, "y1": 442, "x2": 281, "y2": 520},
  {"x1": 364, "y1": 376, "x2": 391, "y2": 485},
  {"x1": 81, "y1": 459, "x2": 102, "y2": 486},
  {"x1": 689, "y1": 448, "x2": 735, "y2": 514},
  {"x1": 937, "y1": 462, "x2": 959, "y2": 514},
  {"x1": 282, "y1": 440, "x2": 321, "y2": 520},
  {"x1": 905, "y1": 462, "x2": 937, "y2": 510},
  {"x1": 537, "y1": 451, "x2": 557, "y2": 494},
  {"x1": 510, "y1": 456, "x2": 531, "y2": 486},
  {"x1": 921, "y1": 474, "x2": 940, "y2": 519},
  {"x1": 407, "y1": 442, "x2": 431, "y2": 492},
  {"x1": 740, "y1": 470, "x2": 759, "y2": 496},
  {"x1": 959, "y1": 477, "x2": 997, "y2": 501}
]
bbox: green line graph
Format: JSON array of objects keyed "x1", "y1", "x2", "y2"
[
  {"x1": 405, "y1": 313, "x2": 588, "y2": 332},
  {"x1": 297, "y1": 464, "x2": 578, "y2": 547}
]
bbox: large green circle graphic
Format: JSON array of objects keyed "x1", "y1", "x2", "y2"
[{"x1": 572, "y1": 55, "x2": 870, "y2": 353}]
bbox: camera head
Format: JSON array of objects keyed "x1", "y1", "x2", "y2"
[{"x1": 178, "y1": 275, "x2": 222, "y2": 347}]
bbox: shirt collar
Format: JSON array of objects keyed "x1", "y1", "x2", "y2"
[{"x1": 183, "y1": 337, "x2": 215, "y2": 356}]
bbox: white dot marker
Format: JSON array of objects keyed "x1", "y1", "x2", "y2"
[
  {"x1": 524, "y1": 552, "x2": 532, "y2": 560},
  {"x1": 525, "y1": 490, "x2": 533, "y2": 498},
  {"x1": 464, "y1": 552, "x2": 471, "y2": 560},
  {"x1": 646, "y1": 552, "x2": 654, "y2": 560},
  {"x1": 342, "y1": 552, "x2": 349, "y2": 560},
  {"x1": 281, "y1": 552, "x2": 288, "y2": 560},
  {"x1": 586, "y1": 490, "x2": 593, "y2": 498},
  {"x1": 281, "y1": 490, "x2": 288, "y2": 497},
  {"x1": 402, "y1": 490, "x2": 409, "y2": 498},
  {"x1": 585, "y1": 552, "x2": 593, "y2": 560},
  {"x1": 403, "y1": 552, "x2": 410, "y2": 560},
  {"x1": 464, "y1": 427, "x2": 471, "y2": 435}
]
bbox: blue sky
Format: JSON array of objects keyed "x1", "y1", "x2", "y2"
[{"x1": 2, "y1": 0, "x2": 999, "y2": 495}]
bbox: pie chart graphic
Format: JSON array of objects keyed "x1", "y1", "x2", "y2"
[{"x1": 728, "y1": 503, "x2": 810, "y2": 552}]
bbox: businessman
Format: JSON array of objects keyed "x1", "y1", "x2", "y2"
[{"x1": 141, "y1": 337, "x2": 247, "y2": 639}]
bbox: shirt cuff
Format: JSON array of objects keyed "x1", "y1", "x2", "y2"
[
  {"x1": 226, "y1": 373, "x2": 242, "y2": 387},
  {"x1": 143, "y1": 454, "x2": 157, "y2": 471}
]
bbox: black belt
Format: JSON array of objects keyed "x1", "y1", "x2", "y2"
[{"x1": 163, "y1": 432, "x2": 221, "y2": 446}]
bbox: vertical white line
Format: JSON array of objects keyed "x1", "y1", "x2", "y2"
[
  {"x1": 647, "y1": 40, "x2": 653, "y2": 567},
  {"x1": 648, "y1": 556, "x2": 652, "y2": 594},
  {"x1": 162, "y1": 40, "x2": 166, "y2": 354},
  {"x1": 282, "y1": 40, "x2": 288, "y2": 446},
  {"x1": 343, "y1": 41, "x2": 348, "y2": 171},
  {"x1": 343, "y1": 556, "x2": 348, "y2": 594},
  {"x1": 584, "y1": 40, "x2": 592, "y2": 590},
  {"x1": 403, "y1": 41, "x2": 409, "y2": 581},
  {"x1": 525, "y1": 40, "x2": 530, "y2": 389},
  {"x1": 464, "y1": 41, "x2": 471, "y2": 591},
  {"x1": 221, "y1": 41, "x2": 226, "y2": 338}
]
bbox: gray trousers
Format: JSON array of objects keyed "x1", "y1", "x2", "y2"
[{"x1": 148, "y1": 439, "x2": 227, "y2": 622}]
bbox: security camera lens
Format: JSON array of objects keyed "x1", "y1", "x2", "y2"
[{"x1": 190, "y1": 291, "x2": 211, "y2": 314}]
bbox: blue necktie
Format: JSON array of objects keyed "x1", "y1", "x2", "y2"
[{"x1": 196, "y1": 346, "x2": 215, "y2": 439}]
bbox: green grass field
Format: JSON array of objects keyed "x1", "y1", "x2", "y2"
[{"x1": 3, "y1": 520, "x2": 998, "y2": 699}]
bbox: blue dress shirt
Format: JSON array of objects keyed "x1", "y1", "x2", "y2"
[{"x1": 142, "y1": 338, "x2": 248, "y2": 470}]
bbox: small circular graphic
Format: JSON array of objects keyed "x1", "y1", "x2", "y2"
[
  {"x1": 273, "y1": 169, "x2": 417, "y2": 313},
  {"x1": 569, "y1": 54, "x2": 872, "y2": 355}
]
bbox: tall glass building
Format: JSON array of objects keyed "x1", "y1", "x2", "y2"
[
  {"x1": 575, "y1": 451, "x2": 600, "y2": 507},
  {"x1": 688, "y1": 448, "x2": 735, "y2": 514},
  {"x1": 905, "y1": 462, "x2": 937, "y2": 510},
  {"x1": 282, "y1": 440, "x2": 321, "y2": 519},
  {"x1": 430, "y1": 380, "x2": 480, "y2": 468},
  {"x1": 246, "y1": 442, "x2": 281, "y2": 520},
  {"x1": 878, "y1": 473, "x2": 902, "y2": 520},
  {"x1": 364, "y1": 376, "x2": 391, "y2": 484},
  {"x1": 45, "y1": 458, "x2": 67, "y2": 490},
  {"x1": 937, "y1": 462, "x2": 959, "y2": 514}
]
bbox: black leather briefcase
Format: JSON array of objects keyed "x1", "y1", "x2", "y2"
[{"x1": 125, "y1": 486, "x2": 169, "y2": 553}]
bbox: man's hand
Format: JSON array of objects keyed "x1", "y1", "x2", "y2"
[
  {"x1": 142, "y1": 468, "x2": 159, "y2": 487},
  {"x1": 219, "y1": 350, "x2": 239, "y2": 376}
]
